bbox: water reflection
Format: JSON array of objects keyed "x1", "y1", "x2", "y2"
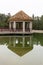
[
  {"x1": 8, "y1": 36, "x2": 33, "y2": 47},
  {"x1": 33, "y1": 34, "x2": 43, "y2": 46},
  {"x1": 0, "y1": 36, "x2": 33, "y2": 56},
  {"x1": 8, "y1": 36, "x2": 33, "y2": 56},
  {"x1": 0, "y1": 34, "x2": 43, "y2": 56},
  {"x1": 0, "y1": 34, "x2": 43, "y2": 65}
]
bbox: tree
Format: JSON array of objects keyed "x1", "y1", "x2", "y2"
[{"x1": 0, "y1": 13, "x2": 11, "y2": 28}]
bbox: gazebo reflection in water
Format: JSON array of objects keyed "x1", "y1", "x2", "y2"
[{"x1": 8, "y1": 36, "x2": 33, "y2": 56}]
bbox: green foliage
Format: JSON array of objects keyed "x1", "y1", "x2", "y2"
[
  {"x1": 33, "y1": 15, "x2": 43, "y2": 30},
  {"x1": 0, "y1": 13, "x2": 10, "y2": 28}
]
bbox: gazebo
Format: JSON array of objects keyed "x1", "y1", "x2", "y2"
[{"x1": 8, "y1": 10, "x2": 33, "y2": 34}]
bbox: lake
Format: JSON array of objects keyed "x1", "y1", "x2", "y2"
[{"x1": 0, "y1": 34, "x2": 43, "y2": 65}]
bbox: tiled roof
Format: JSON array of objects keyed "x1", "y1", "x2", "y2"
[{"x1": 8, "y1": 10, "x2": 33, "y2": 22}]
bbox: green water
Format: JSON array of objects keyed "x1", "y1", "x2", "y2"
[{"x1": 0, "y1": 34, "x2": 43, "y2": 65}]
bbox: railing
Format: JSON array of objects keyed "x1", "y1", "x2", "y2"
[
  {"x1": 25, "y1": 29, "x2": 30, "y2": 32},
  {"x1": 15, "y1": 29, "x2": 23, "y2": 32},
  {"x1": 0, "y1": 28, "x2": 9, "y2": 31},
  {"x1": 0, "y1": 28, "x2": 30, "y2": 32}
]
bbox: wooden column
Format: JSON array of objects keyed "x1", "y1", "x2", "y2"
[
  {"x1": 23, "y1": 22, "x2": 25, "y2": 32},
  {"x1": 29, "y1": 22, "x2": 32, "y2": 32},
  {"x1": 9, "y1": 22, "x2": 11, "y2": 29},
  {"x1": 13, "y1": 21, "x2": 16, "y2": 30}
]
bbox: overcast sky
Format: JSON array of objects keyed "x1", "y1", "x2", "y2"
[{"x1": 0, "y1": 0, "x2": 43, "y2": 16}]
